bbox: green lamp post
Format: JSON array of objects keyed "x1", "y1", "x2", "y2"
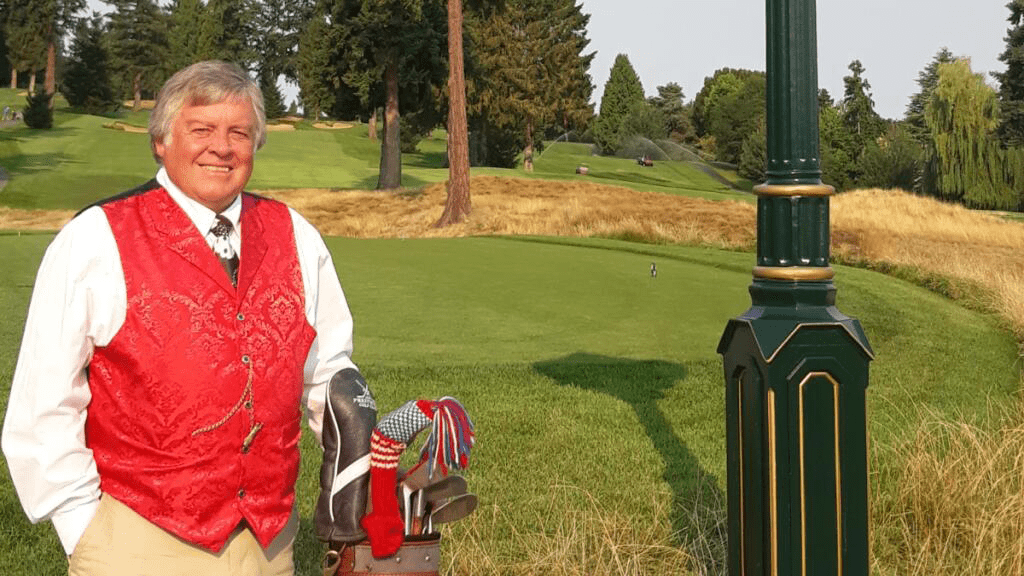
[{"x1": 717, "y1": 1, "x2": 874, "y2": 575}]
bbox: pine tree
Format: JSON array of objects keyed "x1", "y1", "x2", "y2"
[
  {"x1": 295, "y1": 4, "x2": 336, "y2": 121},
  {"x1": 22, "y1": 86, "x2": 52, "y2": 128},
  {"x1": 995, "y1": 0, "x2": 1024, "y2": 147},
  {"x1": 593, "y1": 54, "x2": 644, "y2": 155},
  {"x1": 61, "y1": 14, "x2": 118, "y2": 114},
  {"x1": 104, "y1": 0, "x2": 169, "y2": 110},
  {"x1": 5, "y1": 0, "x2": 48, "y2": 90},
  {"x1": 906, "y1": 47, "x2": 955, "y2": 142},
  {"x1": 197, "y1": 0, "x2": 252, "y2": 65},
  {"x1": 435, "y1": 0, "x2": 471, "y2": 227},
  {"x1": 649, "y1": 82, "x2": 691, "y2": 143},
  {"x1": 841, "y1": 60, "x2": 885, "y2": 161},
  {"x1": 167, "y1": 0, "x2": 203, "y2": 71}
]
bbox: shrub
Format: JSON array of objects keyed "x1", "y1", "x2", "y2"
[{"x1": 22, "y1": 88, "x2": 53, "y2": 129}]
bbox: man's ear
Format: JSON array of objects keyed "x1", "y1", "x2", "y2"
[{"x1": 153, "y1": 138, "x2": 165, "y2": 161}]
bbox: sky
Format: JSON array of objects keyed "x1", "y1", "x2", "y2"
[
  {"x1": 581, "y1": 0, "x2": 1011, "y2": 120},
  {"x1": 85, "y1": 0, "x2": 1011, "y2": 121}
]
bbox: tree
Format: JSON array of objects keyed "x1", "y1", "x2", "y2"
[
  {"x1": 858, "y1": 124, "x2": 922, "y2": 191},
  {"x1": 906, "y1": 47, "x2": 955, "y2": 141},
  {"x1": 690, "y1": 68, "x2": 765, "y2": 164},
  {"x1": 819, "y1": 102, "x2": 855, "y2": 191},
  {"x1": 5, "y1": 0, "x2": 48, "y2": 90},
  {"x1": 648, "y1": 82, "x2": 692, "y2": 142},
  {"x1": 295, "y1": 5, "x2": 336, "y2": 120},
  {"x1": 995, "y1": 0, "x2": 1024, "y2": 148},
  {"x1": 435, "y1": 0, "x2": 471, "y2": 227},
  {"x1": 840, "y1": 60, "x2": 885, "y2": 160},
  {"x1": 61, "y1": 14, "x2": 119, "y2": 114},
  {"x1": 924, "y1": 59, "x2": 1020, "y2": 209},
  {"x1": 167, "y1": 0, "x2": 203, "y2": 72},
  {"x1": 592, "y1": 54, "x2": 644, "y2": 154},
  {"x1": 197, "y1": 0, "x2": 252, "y2": 64},
  {"x1": 22, "y1": 86, "x2": 53, "y2": 128},
  {"x1": 105, "y1": 0, "x2": 169, "y2": 110},
  {"x1": 738, "y1": 118, "x2": 766, "y2": 182},
  {"x1": 329, "y1": 0, "x2": 447, "y2": 189}
]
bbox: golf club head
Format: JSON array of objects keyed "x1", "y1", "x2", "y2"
[
  {"x1": 427, "y1": 493, "x2": 478, "y2": 528},
  {"x1": 420, "y1": 474, "x2": 468, "y2": 505}
]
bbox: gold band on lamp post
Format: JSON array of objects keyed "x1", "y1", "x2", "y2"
[
  {"x1": 753, "y1": 266, "x2": 836, "y2": 281},
  {"x1": 753, "y1": 183, "x2": 835, "y2": 197}
]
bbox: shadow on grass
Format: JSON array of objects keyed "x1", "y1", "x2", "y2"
[
  {"x1": 354, "y1": 173, "x2": 435, "y2": 191},
  {"x1": 533, "y1": 352, "x2": 726, "y2": 575}
]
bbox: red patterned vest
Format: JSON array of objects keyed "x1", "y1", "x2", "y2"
[{"x1": 87, "y1": 183, "x2": 317, "y2": 552}]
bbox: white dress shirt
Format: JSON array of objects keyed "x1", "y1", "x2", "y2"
[{"x1": 1, "y1": 168, "x2": 358, "y2": 555}]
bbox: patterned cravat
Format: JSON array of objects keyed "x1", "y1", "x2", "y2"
[{"x1": 210, "y1": 215, "x2": 239, "y2": 287}]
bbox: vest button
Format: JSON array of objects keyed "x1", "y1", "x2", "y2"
[
  {"x1": 237, "y1": 313, "x2": 244, "y2": 321},
  {"x1": 238, "y1": 489, "x2": 246, "y2": 499},
  {"x1": 242, "y1": 355, "x2": 250, "y2": 364}
]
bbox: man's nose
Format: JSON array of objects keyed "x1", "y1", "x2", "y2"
[{"x1": 210, "y1": 130, "x2": 233, "y2": 155}]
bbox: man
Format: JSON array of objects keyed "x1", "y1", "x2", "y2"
[{"x1": 2, "y1": 60, "x2": 367, "y2": 575}]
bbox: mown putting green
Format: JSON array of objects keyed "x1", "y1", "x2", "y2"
[{"x1": 1, "y1": 232, "x2": 1017, "y2": 575}]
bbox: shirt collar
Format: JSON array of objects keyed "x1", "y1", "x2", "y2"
[{"x1": 156, "y1": 167, "x2": 242, "y2": 236}]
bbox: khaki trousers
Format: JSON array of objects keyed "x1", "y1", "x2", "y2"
[{"x1": 68, "y1": 495, "x2": 296, "y2": 576}]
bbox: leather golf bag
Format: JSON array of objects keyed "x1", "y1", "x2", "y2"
[
  {"x1": 314, "y1": 368, "x2": 377, "y2": 544},
  {"x1": 322, "y1": 536, "x2": 440, "y2": 576}
]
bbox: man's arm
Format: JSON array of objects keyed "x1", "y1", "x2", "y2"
[
  {"x1": 1, "y1": 208, "x2": 124, "y2": 554},
  {"x1": 290, "y1": 209, "x2": 359, "y2": 444}
]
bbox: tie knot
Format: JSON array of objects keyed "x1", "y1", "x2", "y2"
[{"x1": 211, "y1": 215, "x2": 233, "y2": 240}]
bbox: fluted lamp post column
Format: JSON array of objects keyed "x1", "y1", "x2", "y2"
[{"x1": 717, "y1": 1, "x2": 874, "y2": 575}]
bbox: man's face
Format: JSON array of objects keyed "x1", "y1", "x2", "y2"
[{"x1": 155, "y1": 97, "x2": 256, "y2": 213}]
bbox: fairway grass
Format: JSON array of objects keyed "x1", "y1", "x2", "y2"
[{"x1": 1, "y1": 234, "x2": 1017, "y2": 575}]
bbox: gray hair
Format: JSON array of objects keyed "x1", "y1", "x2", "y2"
[{"x1": 149, "y1": 60, "x2": 266, "y2": 163}]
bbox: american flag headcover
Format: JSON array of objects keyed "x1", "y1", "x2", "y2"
[{"x1": 361, "y1": 397, "x2": 475, "y2": 558}]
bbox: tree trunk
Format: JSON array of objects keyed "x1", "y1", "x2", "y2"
[
  {"x1": 523, "y1": 117, "x2": 534, "y2": 172},
  {"x1": 376, "y1": 55, "x2": 402, "y2": 190},
  {"x1": 45, "y1": 39, "x2": 56, "y2": 109},
  {"x1": 10, "y1": 69, "x2": 16, "y2": 90},
  {"x1": 133, "y1": 71, "x2": 143, "y2": 111},
  {"x1": 368, "y1": 109, "x2": 377, "y2": 141},
  {"x1": 28, "y1": 70, "x2": 36, "y2": 95},
  {"x1": 436, "y1": 0, "x2": 471, "y2": 227}
]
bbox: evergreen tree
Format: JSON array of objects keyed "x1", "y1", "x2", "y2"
[
  {"x1": 593, "y1": 54, "x2": 644, "y2": 155},
  {"x1": 104, "y1": 0, "x2": 169, "y2": 110},
  {"x1": 260, "y1": 73, "x2": 285, "y2": 119},
  {"x1": 22, "y1": 86, "x2": 53, "y2": 128},
  {"x1": 197, "y1": 0, "x2": 252, "y2": 65},
  {"x1": 5, "y1": 0, "x2": 48, "y2": 90},
  {"x1": 906, "y1": 47, "x2": 955, "y2": 142},
  {"x1": 840, "y1": 60, "x2": 885, "y2": 162},
  {"x1": 435, "y1": 0, "x2": 471, "y2": 227},
  {"x1": 295, "y1": 4, "x2": 336, "y2": 120},
  {"x1": 924, "y1": 59, "x2": 1020, "y2": 209},
  {"x1": 995, "y1": 0, "x2": 1024, "y2": 147},
  {"x1": 324, "y1": 0, "x2": 446, "y2": 189},
  {"x1": 0, "y1": 0, "x2": 9, "y2": 83},
  {"x1": 648, "y1": 82, "x2": 691, "y2": 143},
  {"x1": 166, "y1": 0, "x2": 203, "y2": 72},
  {"x1": 858, "y1": 124, "x2": 922, "y2": 191},
  {"x1": 61, "y1": 14, "x2": 118, "y2": 114}
]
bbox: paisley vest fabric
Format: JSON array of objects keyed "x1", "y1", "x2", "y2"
[{"x1": 87, "y1": 183, "x2": 317, "y2": 552}]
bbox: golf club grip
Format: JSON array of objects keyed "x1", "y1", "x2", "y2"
[{"x1": 314, "y1": 368, "x2": 377, "y2": 543}]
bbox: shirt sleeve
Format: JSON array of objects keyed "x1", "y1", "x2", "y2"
[
  {"x1": 290, "y1": 208, "x2": 359, "y2": 447},
  {"x1": 1, "y1": 207, "x2": 125, "y2": 555}
]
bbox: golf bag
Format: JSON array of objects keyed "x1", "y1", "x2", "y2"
[
  {"x1": 314, "y1": 368, "x2": 377, "y2": 544},
  {"x1": 321, "y1": 536, "x2": 440, "y2": 576}
]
